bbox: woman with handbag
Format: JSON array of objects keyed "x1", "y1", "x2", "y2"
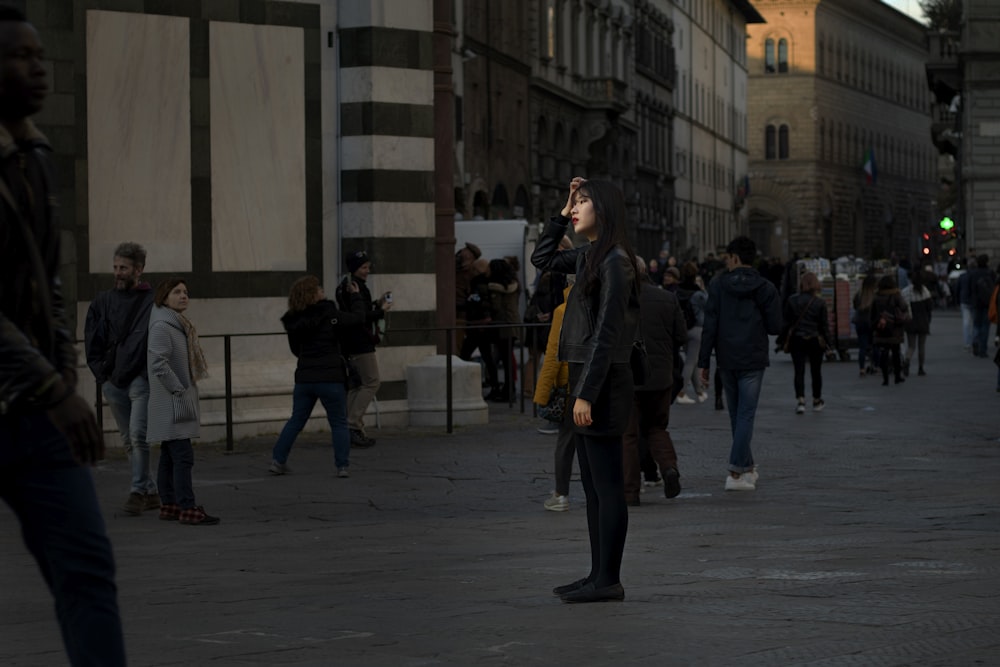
[
  {"x1": 532, "y1": 177, "x2": 641, "y2": 604},
  {"x1": 871, "y1": 274, "x2": 909, "y2": 386},
  {"x1": 147, "y1": 278, "x2": 217, "y2": 525},
  {"x1": 783, "y1": 272, "x2": 830, "y2": 414},
  {"x1": 269, "y1": 275, "x2": 366, "y2": 478},
  {"x1": 901, "y1": 268, "x2": 934, "y2": 377}
]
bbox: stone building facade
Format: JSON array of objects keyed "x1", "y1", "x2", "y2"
[
  {"x1": 456, "y1": 0, "x2": 532, "y2": 220},
  {"x1": 671, "y1": 0, "x2": 762, "y2": 259},
  {"x1": 633, "y1": 0, "x2": 676, "y2": 258},
  {"x1": 527, "y1": 0, "x2": 646, "y2": 253},
  {"x1": 746, "y1": 0, "x2": 937, "y2": 260},
  {"x1": 926, "y1": 0, "x2": 1000, "y2": 263},
  {"x1": 29, "y1": 0, "x2": 440, "y2": 439}
]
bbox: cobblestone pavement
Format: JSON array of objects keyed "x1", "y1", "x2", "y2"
[{"x1": 2, "y1": 313, "x2": 998, "y2": 666}]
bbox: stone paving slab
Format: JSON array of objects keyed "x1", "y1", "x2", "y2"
[{"x1": 2, "y1": 313, "x2": 999, "y2": 666}]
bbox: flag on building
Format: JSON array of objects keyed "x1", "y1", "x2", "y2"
[{"x1": 862, "y1": 149, "x2": 877, "y2": 185}]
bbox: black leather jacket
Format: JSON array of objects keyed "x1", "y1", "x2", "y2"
[
  {"x1": 531, "y1": 216, "x2": 640, "y2": 403},
  {"x1": 0, "y1": 122, "x2": 77, "y2": 415}
]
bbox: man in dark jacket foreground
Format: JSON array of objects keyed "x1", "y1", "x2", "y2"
[
  {"x1": 698, "y1": 237, "x2": 782, "y2": 492},
  {"x1": 622, "y1": 261, "x2": 688, "y2": 505},
  {"x1": 0, "y1": 8, "x2": 125, "y2": 665}
]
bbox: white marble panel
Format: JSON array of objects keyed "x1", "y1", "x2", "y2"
[
  {"x1": 86, "y1": 11, "x2": 191, "y2": 272},
  {"x1": 339, "y1": 0, "x2": 432, "y2": 30},
  {"x1": 365, "y1": 273, "x2": 437, "y2": 312},
  {"x1": 377, "y1": 345, "x2": 436, "y2": 383},
  {"x1": 341, "y1": 202, "x2": 435, "y2": 238},
  {"x1": 340, "y1": 66, "x2": 434, "y2": 105},
  {"x1": 210, "y1": 22, "x2": 307, "y2": 272},
  {"x1": 341, "y1": 135, "x2": 434, "y2": 171}
]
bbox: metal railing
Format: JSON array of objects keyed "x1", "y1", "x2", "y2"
[{"x1": 91, "y1": 322, "x2": 553, "y2": 452}]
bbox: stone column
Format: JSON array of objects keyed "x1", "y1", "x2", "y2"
[{"x1": 338, "y1": 0, "x2": 438, "y2": 422}]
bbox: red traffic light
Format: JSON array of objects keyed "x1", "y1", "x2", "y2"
[{"x1": 922, "y1": 233, "x2": 930, "y2": 240}]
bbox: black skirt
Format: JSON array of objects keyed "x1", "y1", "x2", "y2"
[{"x1": 568, "y1": 362, "x2": 634, "y2": 437}]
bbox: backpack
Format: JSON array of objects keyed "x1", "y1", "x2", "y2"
[
  {"x1": 973, "y1": 272, "x2": 996, "y2": 309},
  {"x1": 989, "y1": 285, "x2": 999, "y2": 324},
  {"x1": 676, "y1": 288, "x2": 697, "y2": 330}
]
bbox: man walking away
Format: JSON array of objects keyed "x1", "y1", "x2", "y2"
[
  {"x1": 698, "y1": 237, "x2": 782, "y2": 492},
  {"x1": 622, "y1": 259, "x2": 688, "y2": 505},
  {"x1": 85, "y1": 241, "x2": 155, "y2": 515},
  {"x1": 967, "y1": 254, "x2": 996, "y2": 358},
  {"x1": 337, "y1": 250, "x2": 392, "y2": 447},
  {"x1": 0, "y1": 7, "x2": 126, "y2": 663}
]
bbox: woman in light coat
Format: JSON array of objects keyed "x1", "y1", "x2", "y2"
[{"x1": 147, "y1": 278, "x2": 218, "y2": 525}]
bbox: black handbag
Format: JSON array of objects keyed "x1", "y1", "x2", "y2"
[{"x1": 630, "y1": 337, "x2": 650, "y2": 386}]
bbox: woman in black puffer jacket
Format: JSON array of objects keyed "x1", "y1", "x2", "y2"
[
  {"x1": 269, "y1": 276, "x2": 365, "y2": 477},
  {"x1": 783, "y1": 272, "x2": 830, "y2": 414},
  {"x1": 532, "y1": 177, "x2": 641, "y2": 605}
]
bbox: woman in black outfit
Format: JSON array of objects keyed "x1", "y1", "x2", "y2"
[
  {"x1": 783, "y1": 271, "x2": 830, "y2": 414},
  {"x1": 532, "y1": 177, "x2": 641, "y2": 604},
  {"x1": 871, "y1": 274, "x2": 909, "y2": 386}
]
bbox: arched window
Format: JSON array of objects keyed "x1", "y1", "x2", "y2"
[
  {"x1": 778, "y1": 125, "x2": 789, "y2": 159},
  {"x1": 765, "y1": 39, "x2": 775, "y2": 73},
  {"x1": 765, "y1": 125, "x2": 776, "y2": 160},
  {"x1": 778, "y1": 39, "x2": 788, "y2": 73}
]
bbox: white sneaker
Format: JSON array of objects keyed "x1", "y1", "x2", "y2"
[
  {"x1": 747, "y1": 467, "x2": 759, "y2": 485},
  {"x1": 536, "y1": 423, "x2": 560, "y2": 435},
  {"x1": 796, "y1": 402, "x2": 806, "y2": 414},
  {"x1": 696, "y1": 392, "x2": 708, "y2": 403},
  {"x1": 675, "y1": 394, "x2": 696, "y2": 405},
  {"x1": 813, "y1": 399, "x2": 825, "y2": 412},
  {"x1": 725, "y1": 474, "x2": 756, "y2": 492},
  {"x1": 544, "y1": 492, "x2": 569, "y2": 512}
]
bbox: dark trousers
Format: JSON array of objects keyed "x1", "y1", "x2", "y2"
[
  {"x1": 553, "y1": 412, "x2": 575, "y2": 496},
  {"x1": 790, "y1": 337, "x2": 824, "y2": 399},
  {"x1": 622, "y1": 389, "x2": 678, "y2": 501},
  {"x1": 576, "y1": 433, "x2": 628, "y2": 588},
  {"x1": 158, "y1": 438, "x2": 195, "y2": 509},
  {"x1": 878, "y1": 343, "x2": 902, "y2": 381},
  {"x1": 459, "y1": 329, "x2": 499, "y2": 390},
  {"x1": 0, "y1": 413, "x2": 126, "y2": 667}
]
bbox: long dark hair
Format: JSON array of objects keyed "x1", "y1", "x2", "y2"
[{"x1": 576, "y1": 179, "x2": 640, "y2": 295}]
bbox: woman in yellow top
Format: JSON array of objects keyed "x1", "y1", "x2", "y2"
[{"x1": 533, "y1": 284, "x2": 573, "y2": 511}]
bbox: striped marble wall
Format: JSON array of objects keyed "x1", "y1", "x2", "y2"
[{"x1": 336, "y1": 0, "x2": 439, "y2": 413}]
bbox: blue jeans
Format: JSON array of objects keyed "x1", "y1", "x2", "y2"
[
  {"x1": 972, "y1": 308, "x2": 990, "y2": 356},
  {"x1": 158, "y1": 439, "x2": 195, "y2": 509},
  {"x1": 272, "y1": 382, "x2": 350, "y2": 469},
  {"x1": 0, "y1": 412, "x2": 126, "y2": 666},
  {"x1": 718, "y1": 369, "x2": 765, "y2": 474},
  {"x1": 103, "y1": 376, "x2": 154, "y2": 494},
  {"x1": 856, "y1": 321, "x2": 873, "y2": 370},
  {"x1": 961, "y1": 304, "x2": 973, "y2": 346}
]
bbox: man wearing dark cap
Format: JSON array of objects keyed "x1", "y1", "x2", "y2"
[{"x1": 337, "y1": 250, "x2": 392, "y2": 447}]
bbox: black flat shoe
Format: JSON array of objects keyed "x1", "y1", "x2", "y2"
[
  {"x1": 552, "y1": 577, "x2": 590, "y2": 596},
  {"x1": 663, "y1": 468, "x2": 681, "y2": 499},
  {"x1": 560, "y1": 582, "x2": 625, "y2": 603}
]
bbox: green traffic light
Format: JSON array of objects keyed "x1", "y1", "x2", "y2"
[{"x1": 939, "y1": 216, "x2": 954, "y2": 230}]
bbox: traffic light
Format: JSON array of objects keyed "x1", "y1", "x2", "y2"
[
  {"x1": 922, "y1": 232, "x2": 931, "y2": 256},
  {"x1": 939, "y1": 216, "x2": 954, "y2": 231}
]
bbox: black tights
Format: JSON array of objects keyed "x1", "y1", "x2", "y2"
[
  {"x1": 575, "y1": 433, "x2": 628, "y2": 587},
  {"x1": 879, "y1": 343, "x2": 902, "y2": 381}
]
